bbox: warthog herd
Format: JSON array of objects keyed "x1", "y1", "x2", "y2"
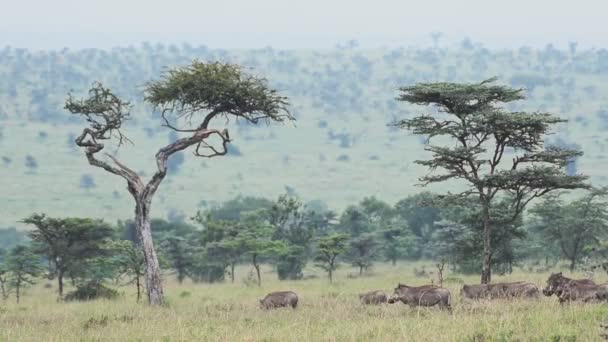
[{"x1": 260, "y1": 272, "x2": 608, "y2": 311}]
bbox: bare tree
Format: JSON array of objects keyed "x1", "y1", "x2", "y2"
[{"x1": 65, "y1": 61, "x2": 293, "y2": 305}]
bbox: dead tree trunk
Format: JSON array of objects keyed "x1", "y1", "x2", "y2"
[{"x1": 134, "y1": 199, "x2": 164, "y2": 305}]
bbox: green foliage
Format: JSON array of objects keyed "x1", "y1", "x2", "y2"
[
  {"x1": 0, "y1": 249, "x2": 10, "y2": 300},
  {"x1": 267, "y1": 194, "x2": 317, "y2": 280},
  {"x1": 314, "y1": 233, "x2": 349, "y2": 282},
  {"x1": 197, "y1": 196, "x2": 274, "y2": 222},
  {"x1": 191, "y1": 214, "x2": 241, "y2": 283},
  {"x1": 0, "y1": 228, "x2": 28, "y2": 251},
  {"x1": 109, "y1": 240, "x2": 145, "y2": 302},
  {"x1": 347, "y1": 233, "x2": 378, "y2": 275},
  {"x1": 530, "y1": 188, "x2": 608, "y2": 271},
  {"x1": 393, "y1": 192, "x2": 442, "y2": 257},
  {"x1": 394, "y1": 77, "x2": 589, "y2": 282},
  {"x1": 238, "y1": 211, "x2": 286, "y2": 286},
  {"x1": 380, "y1": 223, "x2": 417, "y2": 265},
  {"x1": 21, "y1": 214, "x2": 115, "y2": 297},
  {"x1": 144, "y1": 60, "x2": 293, "y2": 129},
  {"x1": 4, "y1": 245, "x2": 43, "y2": 303},
  {"x1": 435, "y1": 198, "x2": 526, "y2": 274},
  {"x1": 64, "y1": 281, "x2": 119, "y2": 302},
  {"x1": 159, "y1": 236, "x2": 195, "y2": 284}
]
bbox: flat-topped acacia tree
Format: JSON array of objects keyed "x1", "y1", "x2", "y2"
[
  {"x1": 65, "y1": 61, "x2": 293, "y2": 305},
  {"x1": 393, "y1": 78, "x2": 588, "y2": 283}
]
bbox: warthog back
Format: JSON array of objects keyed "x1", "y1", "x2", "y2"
[{"x1": 260, "y1": 291, "x2": 298, "y2": 309}]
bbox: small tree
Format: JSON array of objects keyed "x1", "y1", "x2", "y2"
[
  {"x1": 393, "y1": 78, "x2": 588, "y2": 283},
  {"x1": 381, "y1": 223, "x2": 416, "y2": 265},
  {"x1": 348, "y1": 233, "x2": 377, "y2": 275},
  {"x1": 111, "y1": 240, "x2": 146, "y2": 302},
  {"x1": 239, "y1": 212, "x2": 285, "y2": 286},
  {"x1": 268, "y1": 194, "x2": 316, "y2": 280},
  {"x1": 0, "y1": 249, "x2": 10, "y2": 300},
  {"x1": 21, "y1": 214, "x2": 114, "y2": 298},
  {"x1": 24, "y1": 155, "x2": 38, "y2": 173},
  {"x1": 65, "y1": 61, "x2": 292, "y2": 304},
  {"x1": 314, "y1": 233, "x2": 349, "y2": 282},
  {"x1": 5, "y1": 245, "x2": 42, "y2": 303},
  {"x1": 394, "y1": 192, "x2": 442, "y2": 252},
  {"x1": 159, "y1": 235, "x2": 195, "y2": 284},
  {"x1": 530, "y1": 188, "x2": 608, "y2": 271},
  {"x1": 192, "y1": 213, "x2": 242, "y2": 283}
]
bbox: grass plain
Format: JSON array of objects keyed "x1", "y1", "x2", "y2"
[{"x1": 1, "y1": 262, "x2": 608, "y2": 341}]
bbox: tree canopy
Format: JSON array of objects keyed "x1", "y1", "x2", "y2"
[{"x1": 394, "y1": 78, "x2": 588, "y2": 283}]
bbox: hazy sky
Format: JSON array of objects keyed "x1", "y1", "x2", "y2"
[{"x1": 1, "y1": 0, "x2": 606, "y2": 49}]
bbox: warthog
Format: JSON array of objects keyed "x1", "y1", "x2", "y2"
[
  {"x1": 259, "y1": 291, "x2": 298, "y2": 309},
  {"x1": 359, "y1": 290, "x2": 388, "y2": 305},
  {"x1": 461, "y1": 282, "x2": 539, "y2": 300},
  {"x1": 558, "y1": 282, "x2": 608, "y2": 304},
  {"x1": 542, "y1": 272, "x2": 595, "y2": 297},
  {"x1": 387, "y1": 284, "x2": 451, "y2": 311}
]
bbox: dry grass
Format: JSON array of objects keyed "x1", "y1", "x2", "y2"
[{"x1": 1, "y1": 262, "x2": 608, "y2": 341}]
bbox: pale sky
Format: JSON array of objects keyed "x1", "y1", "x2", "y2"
[{"x1": 0, "y1": 0, "x2": 606, "y2": 49}]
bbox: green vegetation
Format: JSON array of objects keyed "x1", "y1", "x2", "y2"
[
  {"x1": 393, "y1": 78, "x2": 588, "y2": 283},
  {"x1": 1, "y1": 264, "x2": 608, "y2": 341},
  {"x1": 1, "y1": 42, "x2": 608, "y2": 340},
  {"x1": 1, "y1": 44, "x2": 607, "y2": 229}
]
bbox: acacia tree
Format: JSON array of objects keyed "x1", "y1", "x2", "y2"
[
  {"x1": 65, "y1": 61, "x2": 292, "y2": 304},
  {"x1": 268, "y1": 194, "x2": 317, "y2": 280},
  {"x1": 0, "y1": 249, "x2": 9, "y2": 300},
  {"x1": 530, "y1": 189, "x2": 608, "y2": 271},
  {"x1": 381, "y1": 222, "x2": 416, "y2": 266},
  {"x1": 348, "y1": 233, "x2": 377, "y2": 275},
  {"x1": 5, "y1": 245, "x2": 42, "y2": 303},
  {"x1": 394, "y1": 78, "x2": 588, "y2": 283},
  {"x1": 21, "y1": 214, "x2": 114, "y2": 298},
  {"x1": 315, "y1": 233, "x2": 349, "y2": 282},
  {"x1": 239, "y1": 211, "x2": 285, "y2": 286},
  {"x1": 111, "y1": 240, "x2": 146, "y2": 302},
  {"x1": 160, "y1": 235, "x2": 195, "y2": 284}
]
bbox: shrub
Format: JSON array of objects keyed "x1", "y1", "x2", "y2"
[
  {"x1": 227, "y1": 144, "x2": 243, "y2": 156},
  {"x1": 336, "y1": 154, "x2": 350, "y2": 162},
  {"x1": 64, "y1": 281, "x2": 119, "y2": 302},
  {"x1": 79, "y1": 174, "x2": 96, "y2": 190},
  {"x1": 25, "y1": 155, "x2": 38, "y2": 171}
]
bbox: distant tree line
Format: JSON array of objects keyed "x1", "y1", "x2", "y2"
[
  {"x1": 1, "y1": 42, "x2": 607, "y2": 129},
  {"x1": 1, "y1": 188, "x2": 606, "y2": 303}
]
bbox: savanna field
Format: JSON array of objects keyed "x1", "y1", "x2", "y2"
[
  {"x1": 2, "y1": 41, "x2": 608, "y2": 342},
  {"x1": 2, "y1": 262, "x2": 608, "y2": 342}
]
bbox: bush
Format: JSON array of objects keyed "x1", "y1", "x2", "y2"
[
  {"x1": 227, "y1": 144, "x2": 242, "y2": 156},
  {"x1": 64, "y1": 281, "x2": 119, "y2": 301},
  {"x1": 79, "y1": 174, "x2": 96, "y2": 190},
  {"x1": 24, "y1": 155, "x2": 38, "y2": 171},
  {"x1": 276, "y1": 246, "x2": 306, "y2": 280},
  {"x1": 336, "y1": 154, "x2": 350, "y2": 162},
  {"x1": 191, "y1": 264, "x2": 225, "y2": 283}
]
